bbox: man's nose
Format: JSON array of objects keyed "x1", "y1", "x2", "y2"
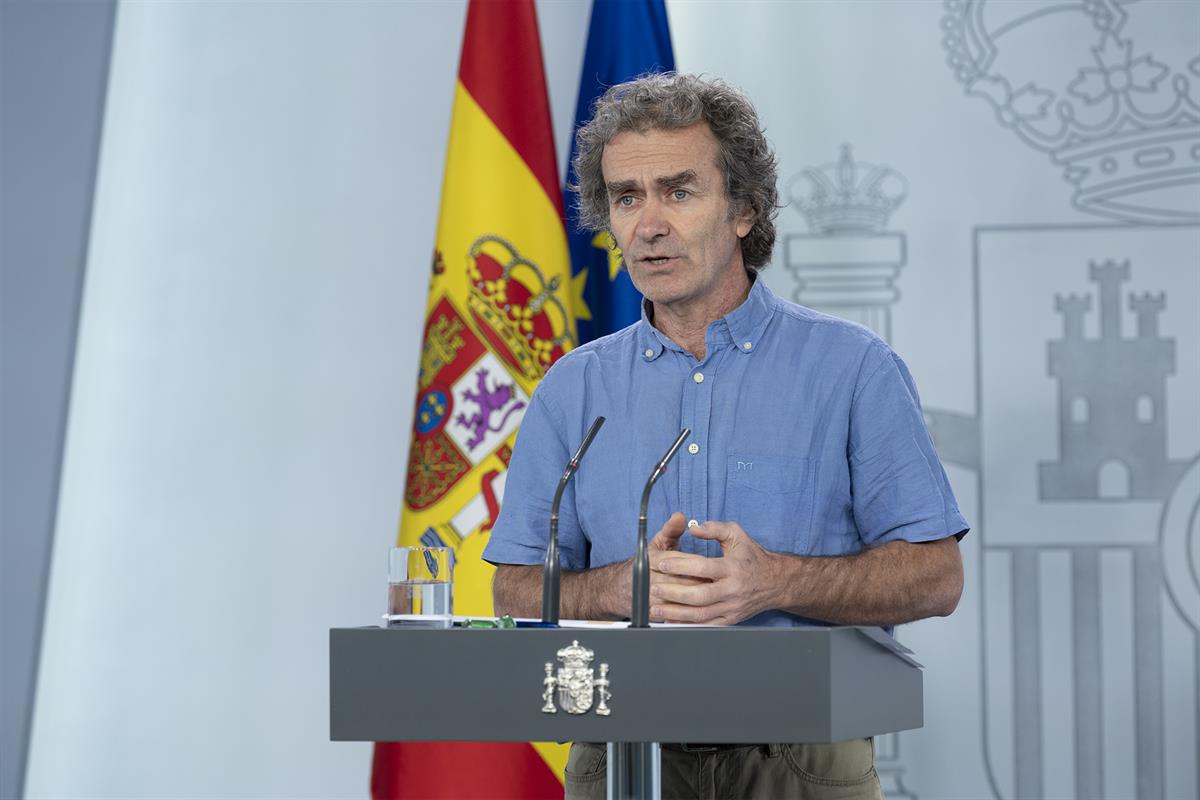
[{"x1": 634, "y1": 197, "x2": 670, "y2": 240}]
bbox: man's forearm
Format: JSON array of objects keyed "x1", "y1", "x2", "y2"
[
  {"x1": 493, "y1": 561, "x2": 631, "y2": 620},
  {"x1": 769, "y1": 537, "x2": 963, "y2": 627}
]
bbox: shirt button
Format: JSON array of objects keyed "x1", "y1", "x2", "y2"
[
  {"x1": 692, "y1": 372, "x2": 704, "y2": 383},
  {"x1": 687, "y1": 519, "x2": 699, "y2": 529},
  {"x1": 742, "y1": 341, "x2": 753, "y2": 351},
  {"x1": 687, "y1": 443, "x2": 700, "y2": 455},
  {"x1": 644, "y1": 349, "x2": 654, "y2": 358}
]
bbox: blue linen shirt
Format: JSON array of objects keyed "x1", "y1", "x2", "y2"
[{"x1": 482, "y1": 277, "x2": 968, "y2": 626}]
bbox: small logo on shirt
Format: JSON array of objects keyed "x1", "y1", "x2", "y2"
[{"x1": 736, "y1": 461, "x2": 754, "y2": 472}]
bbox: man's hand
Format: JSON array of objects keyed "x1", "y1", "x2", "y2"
[
  {"x1": 647, "y1": 512, "x2": 711, "y2": 608},
  {"x1": 648, "y1": 512, "x2": 707, "y2": 587},
  {"x1": 649, "y1": 520, "x2": 777, "y2": 625},
  {"x1": 649, "y1": 521, "x2": 964, "y2": 627},
  {"x1": 493, "y1": 512, "x2": 708, "y2": 621}
]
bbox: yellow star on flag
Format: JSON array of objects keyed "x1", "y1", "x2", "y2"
[
  {"x1": 591, "y1": 230, "x2": 624, "y2": 282},
  {"x1": 571, "y1": 267, "x2": 592, "y2": 322}
]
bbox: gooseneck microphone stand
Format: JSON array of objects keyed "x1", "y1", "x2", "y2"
[
  {"x1": 541, "y1": 416, "x2": 605, "y2": 625},
  {"x1": 631, "y1": 428, "x2": 691, "y2": 629},
  {"x1": 612, "y1": 428, "x2": 691, "y2": 800}
]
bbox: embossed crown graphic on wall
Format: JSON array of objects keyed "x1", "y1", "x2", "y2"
[
  {"x1": 942, "y1": 0, "x2": 1200, "y2": 223},
  {"x1": 789, "y1": 144, "x2": 908, "y2": 234},
  {"x1": 466, "y1": 235, "x2": 573, "y2": 382}
]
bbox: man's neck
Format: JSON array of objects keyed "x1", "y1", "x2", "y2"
[{"x1": 650, "y1": 269, "x2": 753, "y2": 361}]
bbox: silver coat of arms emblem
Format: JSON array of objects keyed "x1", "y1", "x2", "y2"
[{"x1": 540, "y1": 639, "x2": 610, "y2": 715}]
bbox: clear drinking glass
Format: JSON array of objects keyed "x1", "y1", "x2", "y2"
[{"x1": 387, "y1": 546, "x2": 453, "y2": 627}]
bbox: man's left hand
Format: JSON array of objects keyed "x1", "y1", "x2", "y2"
[{"x1": 649, "y1": 521, "x2": 778, "y2": 625}]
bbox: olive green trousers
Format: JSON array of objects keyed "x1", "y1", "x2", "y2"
[{"x1": 564, "y1": 739, "x2": 883, "y2": 800}]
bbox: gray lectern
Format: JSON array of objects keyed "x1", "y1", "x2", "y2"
[{"x1": 330, "y1": 625, "x2": 922, "y2": 799}]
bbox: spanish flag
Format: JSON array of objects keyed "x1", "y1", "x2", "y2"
[{"x1": 369, "y1": 0, "x2": 576, "y2": 797}]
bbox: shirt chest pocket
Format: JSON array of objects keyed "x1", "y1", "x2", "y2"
[{"x1": 724, "y1": 454, "x2": 816, "y2": 554}]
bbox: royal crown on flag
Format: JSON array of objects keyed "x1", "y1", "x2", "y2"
[
  {"x1": 790, "y1": 144, "x2": 907, "y2": 234},
  {"x1": 466, "y1": 235, "x2": 573, "y2": 381},
  {"x1": 942, "y1": 0, "x2": 1200, "y2": 223}
]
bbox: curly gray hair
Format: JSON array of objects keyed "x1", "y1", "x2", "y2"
[{"x1": 570, "y1": 73, "x2": 779, "y2": 270}]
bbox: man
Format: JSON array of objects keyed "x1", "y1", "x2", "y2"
[{"x1": 483, "y1": 73, "x2": 967, "y2": 800}]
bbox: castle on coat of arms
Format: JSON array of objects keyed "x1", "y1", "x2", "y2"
[{"x1": 1039, "y1": 260, "x2": 1190, "y2": 500}]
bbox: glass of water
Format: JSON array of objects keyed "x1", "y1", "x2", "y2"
[{"x1": 387, "y1": 546, "x2": 453, "y2": 627}]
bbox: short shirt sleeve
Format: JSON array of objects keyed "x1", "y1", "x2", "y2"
[
  {"x1": 482, "y1": 388, "x2": 589, "y2": 569},
  {"x1": 848, "y1": 345, "x2": 969, "y2": 546}
]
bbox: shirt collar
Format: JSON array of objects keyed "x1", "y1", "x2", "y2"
[
  {"x1": 637, "y1": 302, "x2": 673, "y2": 360},
  {"x1": 719, "y1": 273, "x2": 774, "y2": 355},
  {"x1": 636, "y1": 272, "x2": 776, "y2": 362}
]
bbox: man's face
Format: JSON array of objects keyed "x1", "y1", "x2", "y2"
[{"x1": 600, "y1": 123, "x2": 753, "y2": 313}]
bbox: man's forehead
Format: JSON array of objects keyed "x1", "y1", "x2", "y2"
[{"x1": 600, "y1": 123, "x2": 721, "y2": 184}]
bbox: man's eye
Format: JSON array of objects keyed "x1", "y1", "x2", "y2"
[
  {"x1": 617, "y1": 196, "x2": 635, "y2": 207},
  {"x1": 672, "y1": 189, "x2": 689, "y2": 200}
]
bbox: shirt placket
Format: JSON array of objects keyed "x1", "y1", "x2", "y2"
[{"x1": 678, "y1": 348, "x2": 715, "y2": 557}]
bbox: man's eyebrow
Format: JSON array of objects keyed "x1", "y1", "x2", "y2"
[
  {"x1": 605, "y1": 170, "x2": 701, "y2": 199},
  {"x1": 655, "y1": 170, "x2": 699, "y2": 189},
  {"x1": 605, "y1": 179, "x2": 639, "y2": 197}
]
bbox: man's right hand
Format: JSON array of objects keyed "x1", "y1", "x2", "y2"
[{"x1": 648, "y1": 511, "x2": 710, "y2": 592}]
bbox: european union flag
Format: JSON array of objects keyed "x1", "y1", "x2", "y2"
[{"x1": 565, "y1": 0, "x2": 675, "y2": 344}]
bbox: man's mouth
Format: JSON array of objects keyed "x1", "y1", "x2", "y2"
[{"x1": 640, "y1": 256, "x2": 675, "y2": 266}]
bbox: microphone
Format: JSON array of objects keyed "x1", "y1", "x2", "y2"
[
  {"x1": 631, "y1": 428, "x2": 691, "y2": 629},
  {"x1": 542, "y1": 416, "x2": 606, "y2": 625}
]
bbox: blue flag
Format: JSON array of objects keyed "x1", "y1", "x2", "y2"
[{"x1": 565, "y1": 0, "x2": 675, "y2": 344}]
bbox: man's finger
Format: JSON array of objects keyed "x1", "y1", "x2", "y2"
[
  {"x1": 688, "y1": 521, "x2": 744, "y2": 545},
  {"x1": 654, "y1": 552, "x2": 726, "y2": 580},
  {"x1": 649, "y1": 511, "x2": 688, "y2": 551},
  {"x1": 651, "y1": 571, "x2": 709, "y2": 588},
  {"x1": 650, "y1": 600, "x2": 736, "y2": 626},
  {"x1": 652, "y1": 579, "x2": 725, "y2": 607}
]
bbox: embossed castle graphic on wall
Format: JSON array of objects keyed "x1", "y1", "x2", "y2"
[{"x1": 1039, "y1": 260, "x2": 1189, "y2": 501}]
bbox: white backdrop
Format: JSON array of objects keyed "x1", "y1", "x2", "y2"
[
  {"x1": 26, "y1": 2, "x2": 1199, "y2": 799},
  {"x1": 25, "y1": 2, "x2": 563, "y2": 797}
]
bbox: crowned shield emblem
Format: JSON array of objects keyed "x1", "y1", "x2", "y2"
[{"x1": 540, "y1": 640, "x2": 611, "y2": 716}]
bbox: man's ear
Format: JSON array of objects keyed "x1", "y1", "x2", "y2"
[{"x1": 735, "y1": 206, "x2": 754, "y2": 239}]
